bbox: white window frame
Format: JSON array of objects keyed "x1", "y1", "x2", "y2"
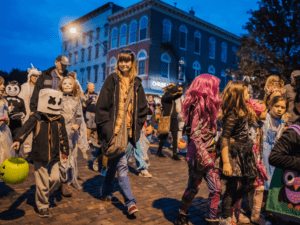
[
  {"x1": 109, "y1": 57, "x2": 117, "y2": 74},
  {"x1": 209, "y1": 37, "x2": 216, "y2": 59},
  {"x1": 221, "y1": 42, "x2": 227, "y2": 63},
  {"x1": 137, "y1": 49, "x2": 147, "y2": 76},
  {"x1": 162, "y1": 19, "x2": 172, "y2": 43},
  {"x1": 208, "y1": 65, "x2": 215, "y2": 75},
  {"x1": 193, "y1": 61, "x2": 201, "y2": 78},
  {"x1": 119, "y1": 23, "x2": 127, "y2": 47},
  {"x1": 194, "y1": 31, "x2": 201, "y2": 54},
  {"x1": 161, "y1": 52, "x2": 171, "y2": 79},
  {"x1": 111, "y1": 27, "x2": 118, "y2": 49},
  {"x1": 139, "y1": 15, "x2": 148, "y2": 41},
  {"x1": 129, "y1": 20, "x2": 137, "y2": 44},
  {"x1": 179, "y1": 25, "x2": 188, "y2": 50}
]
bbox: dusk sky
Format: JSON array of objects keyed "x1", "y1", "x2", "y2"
[{"x1": 0, "y1": 0, "x2": 259, "y2": 73}]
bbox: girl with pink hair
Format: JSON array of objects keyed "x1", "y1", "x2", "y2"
[{"x1": 175, "y1": 74, "x2": 222, "y2": 225}]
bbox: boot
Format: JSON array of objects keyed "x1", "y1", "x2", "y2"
[
  {"x1": 156, "y1": 150, "x2": 165, "y2": 157},
  {"x1": 174, "y1": 211, "x2": 189, "y2": 225},
  {"x1": 205, "y1": 218, "x2": 219, "y2": 225},
  {"x1": 251, "y1": 186, "x2": 272, "y2": 225},
  {"x1": 60, "y1": 183, "x2": 72, "y2": 197},
  {"x1": 172, "y1": 154, "x2": 181, "y2": 160}
]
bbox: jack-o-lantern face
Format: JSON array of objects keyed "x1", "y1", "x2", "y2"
[
  {"x1": 6, "y1": 81, "x2": 20, "y2": 97},
  {"x1": 0, "y1": 157, "x2": 29, "y2": 184},
  {"x1": 37, "y1": 89, "x2": 63, "y2": 115},
  {"x1": 62, "y1": 78, "x2": 74, "y2": 94}
]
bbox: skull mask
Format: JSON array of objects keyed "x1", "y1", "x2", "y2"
[
  {"x1": 37, "y1": 89, "x2": 63, "y2": 115},
  {"x1": 62, "y1": 78, "x2": 74, "y2": 94}
]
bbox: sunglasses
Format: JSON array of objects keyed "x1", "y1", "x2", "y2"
[{"x1": 119, "y1": 49, "x2": 132, "y2": 54}]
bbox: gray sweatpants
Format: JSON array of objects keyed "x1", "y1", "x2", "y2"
[{"x1": 34, "y1": 161, "x2": 60, "y2": 210}]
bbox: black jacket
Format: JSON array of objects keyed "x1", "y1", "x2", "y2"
[
  {"x1": 95, "y1": 73, "x2": 147, "y2": 148},
  {"x1": 161, "y1": 88, "x2": 183, "y2": 118},
  {"x1": 15, "y1": 112, "x2": 69, "y2": 163},
  {"x1": 30, "y1": 66, "x2": 68, "y2": 112},
  {"x1": 269, "y1": 118, "x2": 300, "y2": 172}
]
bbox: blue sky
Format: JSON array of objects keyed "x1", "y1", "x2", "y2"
[{"x1": 0, "y1": 0, "x2": 259, "y2": 73}]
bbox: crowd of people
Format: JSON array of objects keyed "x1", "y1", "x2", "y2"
[{"x1": 0, "y1": 49, "x2": 300, "y2": 225}]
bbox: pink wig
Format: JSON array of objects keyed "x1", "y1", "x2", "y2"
[{"x1": 182, "y1": 74, "x2": 221, "y2": 133}]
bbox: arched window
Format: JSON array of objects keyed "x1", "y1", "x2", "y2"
[
  {"x1": 81, "y1": 48, "x2": 85, "y2": 62},
  {"x1": 178, "y1": 57, "x2": 186, "y2": 81},
  {"x1": 111, "y1": 27, "x2": 118, "y2": 49},
  {"x1": 68, "y1": 53, "x2": 72, "y2": 66},
  {"x1": 162, "y1": 19, "x2": 172, "y2": 43},
  {"x1": 88, "y1": 46, "x2": 92, "y2": 61},
  {"x1": 208, "y1": 65, "x2": 215, "y2": 75},
  {"x1": 221, "y1": 42, "x2": 227, "y2": 63},
  {"x1": 232, "y1": 46, "x2": 238, "y2": 65},
  {"x1": 109, "y1": 57, "x2": 116, "y2": 74},
  {"x1": 93, "y1": 65, "x2": 99, "y2": 83},
  {"x1": 87, "y1": 66, "x2": 91, "y2": 82},
  {"x1": 209, "y1": 37, "x2": 216, "y2": 59},
  {"x1": 139, "y1": 16, "x2": 148, "y2": 41},
  {"x1": 194, "y1": 31, "x2": 201, "y2": 54},
  {"x1": 101, "y1": 63, "x2": 106, "y2": 81},
  {"x1": 120, "y1": 24, "x2": 127, "y2": 46},
  {"x1": 161, "y1": 53, "x2": 171, "y2": 78},
  {"x1": 221, "y1": 69, "x2": 227, "y2": 89},
  {"x1": 137, "y1": 50, "x2": 147, "y2": 75},
  {"x1": 104, "y1": 23, "x2": 109, "y2": 37},
  {"x1": 179, "y1": 25, "x2": 188, "y2": 50},
  {"x1": 193, "y1": 61, "x2": 201, "y2": 77},
  {"x1": 129, "y1": 20, "x2": 137, "y2": 44},
  {"x1": 96, "y1": 27, "x2": 100, "y2": 40}
]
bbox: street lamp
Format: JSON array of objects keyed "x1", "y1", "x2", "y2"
[{"x1": 70, "y1": 28, "x2": 76, "y2": 34}]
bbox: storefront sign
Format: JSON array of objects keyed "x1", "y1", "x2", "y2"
[{"x1": 151, "y1": 80, "x2": 169, "y2": 89}]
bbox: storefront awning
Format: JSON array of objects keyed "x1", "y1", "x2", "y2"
[{"x1": 144, "y1": 89, "x2": 164, "y2": 96}]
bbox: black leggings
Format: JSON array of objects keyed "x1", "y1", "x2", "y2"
[
  {"x1": 157, "y1": 118, "x2": 178, "y2": 155},
  {"x1": 222, "y1": 176, "x2": 256, "y2": 218}
]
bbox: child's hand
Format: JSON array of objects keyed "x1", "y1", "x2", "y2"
[
  {"x1": 223, "y1": 162, "x2": 232, "y2": 177},
  {"x1": 12, "y1": 142, "x2": 20, "y2": 150},
  {"x1": 72, "y1": 124, "x2": 79, "y2": 131}
]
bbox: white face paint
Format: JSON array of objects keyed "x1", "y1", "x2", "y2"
[
  {"x1": 6, "y1": 84, "x2": 20, "y2": 97},
  {"x1": 62, "y1": 78, "x2": 73, "y2": 94},
  {"x1": 37, "y1": 89, "x2": 63, "y2": 115}
]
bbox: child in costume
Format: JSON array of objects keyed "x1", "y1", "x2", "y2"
[
  {"x1": 0, "y1": 76, "x2": 13, "y2": 167},
  {"x1": 215, "y1": 81, "x2": 258, "y2": 225},
  {"x1": 175, "y1": 74, "x2": 222, "y2": 225},
  {"x1": 57, "y1": 76, "x2": 88, "y2": 189},
  {"x1": 12, "y1": 89, "x2": 69, "y2": 218}
]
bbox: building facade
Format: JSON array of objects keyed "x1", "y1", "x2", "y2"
[{"x1": 60, "y1": 2, "x2": 123, "y2": 93}]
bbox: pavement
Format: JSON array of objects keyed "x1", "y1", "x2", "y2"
[{"x1": 0, "y1": 140, "x2": 289, "y2": 225}]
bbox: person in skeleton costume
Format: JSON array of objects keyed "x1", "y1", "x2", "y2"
[
  {"x1": 12, "y1": 89, "x2": 69, "y2": 218},
  {"x1": 0, "y1": 76, "x2": 14, "y2": 167},
  {"x1": 57, "y1": 76, "x2": 88, "y2": 189},
  {"x1": 5, "y1": 81, "x2": 26, "y2": 140},
  {"x1": 19, "y1": 64, "x2": 41, "y2": 156}
]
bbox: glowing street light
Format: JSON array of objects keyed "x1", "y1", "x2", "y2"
[{"x1": 70, "y1": 28, "x2": 77, "y2": 34}]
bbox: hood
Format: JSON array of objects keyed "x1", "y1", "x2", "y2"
[{"x1": 27, "y1": 63, "x2": 42, "y2": 83}]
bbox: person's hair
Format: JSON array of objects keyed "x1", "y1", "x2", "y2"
[
  {"x1": 57, "y1": 76, "x2": 79, "y2": 98},
  {"x1": 269, "y1": 96, "x2": 288, "y2": 111},
  {"x1": 0, "y1": 76, "x2": 4, "y2": 85},
  {"x1": 115, "y1": 48, "x2": 137, "y2": 82},
  {"x1": 293, "y1": 76, "x2": 300, "y2": 104},
  {"x1": 221, "y1": 81, "x2": 257, "y2": 123},
  {"x1": 182, "y1": 74, "x2": 221, "y2": 133},
  {"x1": 68, "y1": 71, "x2": 77, "y2": 80}
]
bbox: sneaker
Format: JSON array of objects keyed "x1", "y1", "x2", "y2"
[
  {"x1": 219, "y1": 217, "x2": 237, "y2": 225},
  {"x1": 100, "y1": 196, "x2": 121, "y2": 204},
  {"x1": 39, "y1": 208, "x2": 49, "y2": 218},
  {"x1": 92, "y1": 160, "x2": 99, "y2": 171},
  {"x1": 128, "y1": 204, "x2": 138, "y2": 215},
  {"x1": 100, "y1": 169, "x2": 107, "y2": 177},
  {"x1": 139, "y1": 170, "x2": 152, "y2": 178}
]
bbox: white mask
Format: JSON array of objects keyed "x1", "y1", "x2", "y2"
[
  {"x1": 62, "y1": 78, "x2": 73, "y2": 94},
  {"x1": 37, "y1": 89, "x2": 63, "y2": 115}
]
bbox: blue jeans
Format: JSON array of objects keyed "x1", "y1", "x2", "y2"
[
  {"x1": 101, "y1": 152, "x2": 136, "y2": 207},
  {"x1": 126, "y1": 140, "x2": 147, "y2": 171}
]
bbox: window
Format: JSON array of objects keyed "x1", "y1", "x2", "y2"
[
  {"x1": 221, "y1": 70, "x2": 226, "y2": 89},
  {"x1": 94, "y1": 66, "x2": 98, "y2": 83},
  {"x1": 193, "y1": 61, "x2": 201, "y2": 77},
  {"x1": 120, "y1": 24, "x2": 127, "y2": 46},
  {"x1": 109, "y1": 57, "x2": 116, "y2": 74},
  {"x1": 102, "y1": 63, "x2": 106, "y2": 81},
  {"x1": 64, "y1": 42, "x2": 68, "y2": 51},
  {"x1": 87, "y1": 67, "x2": 91, "y2": 82},
  {"x1": 103, "y1": 41, "x2": 108, "y2": 56},
  {"x1": 96, "y1": 27, "x2": 100, "y2": 40},
  {"x1": 89, "y1": 31, "x2": 93, "y2": 43},
  {"x1": 139, "y1": 16, "x2": 148, "y2": 41},
  {"x1": 82, "y1": 33, "x2": 86, "y2": 45},
  {"x1": 194, "y1": 31, "x2": 201, "y2": 54},
  {"x1": 81, "y1": 48, "x2": 85, "y2": 62},
  {"x1": 111, "y1": 28, "x2": 118, "y2": 49},
  {"x1": 137, "y1": 50, "x2": 147, "y2": 75},
  {"x1": 129, "y1": 20, "x2": 137, "y2": 43},
  {"x1": 178, "y1": 57, "x2": 186, "y2": 81},
  {"x1": 74, "y1": 51, "x2": 78, "y2": 64},
  {"x1": 80, "y1": 69, "x2": 84, "y2": 84},
  {"x1": 76, "y1": 37, "x2": 79, "y2": 47},
  {"x1": 104, "y1": 23, "x2": 109, "y2": 37},
  {"x1": 68, "y1": 53, "x2": 72, "y2": 66},
  {"x1": 88, "y1": 46, "x2": 92, "y2": 61},
  {"x1": 161, "y1": 53, "x2": 171, "y2": 78},
  {"x1": 162, "y1": 19, "x2": 172, "y2": 42},
  {"x1": 232, "y1": 46, "x2": 238, "y2": 65},
  {"x1": 208, "y1": 65, "x2": 215, "y2": 75},
  {"x1": 179, "y1": 25, "x2": 187, "y2": 50},
  {"x1": 221, "y1": 42, "x2": 227, "y2": 63},
  {"x1": 95, "y1": 44, "x2": 100, "y2": 58},
  {"x1": 209, "y1": 37, "x2": 216, "y2": 59}
]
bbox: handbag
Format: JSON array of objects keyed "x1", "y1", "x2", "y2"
[
  {"x1": 104, "y1": 86, "x2": 134, "y2": 159},
  {"x1": 157, "y1": 101, "x2": 174, "y2": 136}
]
